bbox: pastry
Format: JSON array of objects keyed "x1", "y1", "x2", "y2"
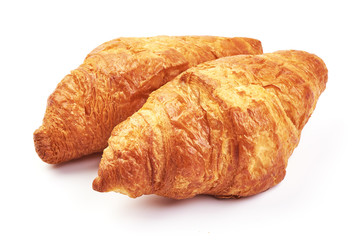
[
  {"x1": 92, "y1": 50, "x2": 327, "y2": 199},
  {"x1": 34, "y1": 36, "x2": 262, "y2": 164}
]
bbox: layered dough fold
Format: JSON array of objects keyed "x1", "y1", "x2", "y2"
[
  {"x1": 93, "y1": 50, "x2": 327, "y2": 199},
  {"x1": 34, "y1": 36, "x2": 262, "y2": 164}
]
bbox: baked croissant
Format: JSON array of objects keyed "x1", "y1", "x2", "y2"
[
  {"x1": 34, "y1": 36, "x2": 262, "y2": 164},
  {"x1": 92, "y1": 50, "x2": 328, "y2": 199}
]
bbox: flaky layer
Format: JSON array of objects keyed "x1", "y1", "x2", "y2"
[
  {"x1": 93, "y1": 50, "x2": 327, "y2": 199},
  {"x1": 34, "y1": 36, "x2": 262, "y2": 164}
]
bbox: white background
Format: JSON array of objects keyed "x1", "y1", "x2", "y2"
[{"x1": 1, "y1": 0, "x2": 359, "y2": 239}]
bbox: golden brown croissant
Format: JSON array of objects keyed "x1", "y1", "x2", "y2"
[
  {"x1": 34, "y1": 36, "x2": 262, "y2": 164},
  {"x1": 92, "y1": 50, "x2": 328, "y2": 199}
]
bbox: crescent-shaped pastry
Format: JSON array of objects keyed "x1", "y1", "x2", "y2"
[
  {"x1": 93, "y1": 50, "x2": 327, "y2": 199},
  {"x1": 34, "y1": 36, "x2": 262, "y2": 164}
]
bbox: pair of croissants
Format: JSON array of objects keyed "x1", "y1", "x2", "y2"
[{"x1": 34, "y1": 36, "x2": 327, "y2": 199}]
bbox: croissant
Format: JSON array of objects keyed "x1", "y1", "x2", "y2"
[
  {"x1": 92, "y1": 50, "x2": 328, "y2": 199},
  {"x1": 34, "y1": 36, "x2": 262, "y2": 164}
]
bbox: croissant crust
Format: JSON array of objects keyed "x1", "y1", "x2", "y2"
[
  {"x1": 34, "y1": 36, "x2": 262, "y2": 164},
  {"x1": 93, "y1": 50, "x2": 328, "y2": 199}
]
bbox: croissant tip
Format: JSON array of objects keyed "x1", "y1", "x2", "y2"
[
  {"x1": 92, "y1": 177, "x2": 108, "y2": 192},
  {"x1": 33, "y1": 127, "x2": 58, "y2": 164},
  {"x1": 34, "y1": 127, "x2": 49, "y2": 160}
]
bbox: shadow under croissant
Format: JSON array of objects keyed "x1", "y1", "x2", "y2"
[
  {"x1": 114, "y1": 189, "x2": 278, "y2": 220},
  {"x1": 125, "y1": 186, "x2": 277, "y2": 208},
  {"x1": 141, "y1": 195, "x2": 245, "y2": 207},
  {"x1": 49, "y1": 152, "x2": 102, "y2": 174}
]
